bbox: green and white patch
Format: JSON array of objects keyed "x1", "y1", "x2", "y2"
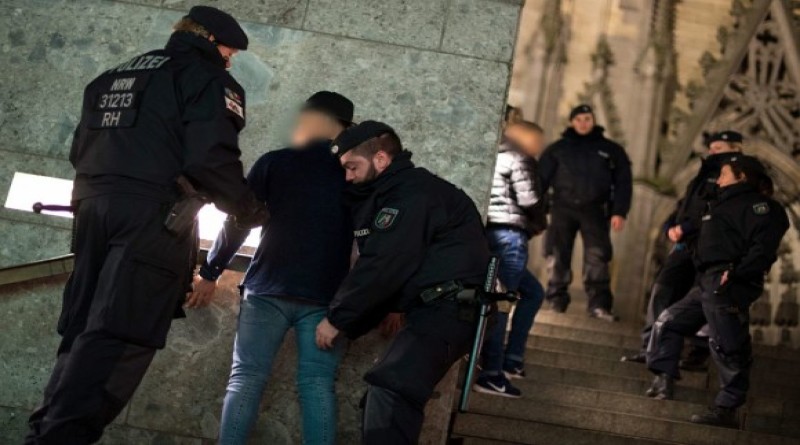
[
  {"x1": 374, "y1": 207, "x2": 400, "y2": 231},
  {"x1": 752, "y1": 202, "x2": 769, "y2": 215}
]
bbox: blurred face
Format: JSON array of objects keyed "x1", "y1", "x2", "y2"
[
  {"x1": 708, "y1": 141, "x2": 738, "y2": 155},
  {"x1": 505, "y1": 125, "x2": 544, "y2": 157},
  {"x1": 717, "y1": 165, "x2": 744, "y2": 188},
  {"x1": 213, "y1": 40, "x2": 239, "y2": 69},
  {"x1": 570, "y1": 113, "x2": 595, "y2": 136},
  {"x1": 291, "y1": 111, "x2": 343, "y2": 147},
  {"x1": 340, "y1": 145, "x2": 391, "y2": 184}
]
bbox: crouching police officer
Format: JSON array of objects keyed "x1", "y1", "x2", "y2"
[
  {"x1": 645, "y1": 155, "x2": 789, "y2": 428},
  {"x1": 314, "y1": 121, "x2": 491, "y2": 444},
  {"x1": 622, "y1": 131, "x2": 743, "y2": 366},
  {"x1": 26, "y1": 6, "x2": 266, "y2": 445}
]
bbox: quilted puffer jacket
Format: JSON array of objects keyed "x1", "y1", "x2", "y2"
[{"x1": 487, "y1": 142, "x2": 547, "y2": 237}]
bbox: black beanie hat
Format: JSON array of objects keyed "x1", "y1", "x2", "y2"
[
  {"x1": 302, "y1": 91, "x2": 354, "y2": 125},
  {"x1": 187, "y1": 6, "x2": 249, "y2": 50},
  {"x1": 569, "y1": 104, "x2": 594, "y2": 120},
  {"x1": 331, "y1": 120, "x2": 397, "y2": 158},
  {"x1": 707, "y1": 131, "x2": 744, "y2": 147}
]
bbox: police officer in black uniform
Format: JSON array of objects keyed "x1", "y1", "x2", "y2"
[
  {"x1": 621, "y1": 131, "x2": 743, "y2": 365},
  {"x1": 314, "y1": 121, "x2": 491, "y2": 444},
  {"x1": 26, "y1": 7, "x2": 266, "y2": 445},
  {"x1": 645, "y1": 155, "x2": 789, "y2": 427},
  {"x1": 539, "y1": 104, "x2": 632, "y2": 320}
]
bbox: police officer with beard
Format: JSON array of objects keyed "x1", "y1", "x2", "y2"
[
  {"x1": 645, "y1": 155, "x2": 789, "y2": 427},
  {"x1": 539, "y1": 105, "x2": 632, "y2": 320},
  {"x1": 314, "y1": 121, "x2": 491, "y2": 444},
  {"x1": 26, "y1": 7, "x2": 266, "y2": 444},
  {"x1": 621, "y1": 131, "x2": 743, "y2": 365}
]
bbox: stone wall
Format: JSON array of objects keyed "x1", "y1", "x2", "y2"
[{"x1": 0, "y1": 0, "x2": 523, "y2": 443}]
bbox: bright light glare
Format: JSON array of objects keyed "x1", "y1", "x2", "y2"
[
  {"x1": 4, "y1": 172, "x2": 260, "y2": 248},
  {"x1": 198, "y1": 204, "x2": 261, "y2": 248},
  {"x1": 4, "y1": 172, "x2": 74, "y2": 217}
]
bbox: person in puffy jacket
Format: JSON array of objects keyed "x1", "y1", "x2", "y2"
[
  {"x1": 539, "y1": 104, "x2": 632, "y2": 320},
  {"x1": 474, "y1": 121, "x2": 547, "y2": 397}
]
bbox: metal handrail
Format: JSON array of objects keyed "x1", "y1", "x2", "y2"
[{"x1": 0, "y1": 249, "x2": 252, "y2": 288}]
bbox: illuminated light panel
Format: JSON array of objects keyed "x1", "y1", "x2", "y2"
[{"x1": 4, "y1": 172, "x2": 259, "y2": 247}]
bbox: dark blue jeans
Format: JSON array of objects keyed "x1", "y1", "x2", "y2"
[{"x1": 481, "y1": 227, "x2": 545, "y2": 375}]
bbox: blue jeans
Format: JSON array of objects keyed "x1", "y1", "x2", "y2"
[
  {"x1": 481, "y1": 227, "x2": 545, "y2": 375},
  {"x1": 219, "y1": 292, "x2": 346, "y2": 445}
]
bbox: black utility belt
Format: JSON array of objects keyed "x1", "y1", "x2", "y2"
[
  {"x1": 702, "y1": 263, "x2": 734, "y2": 274},
  {"x1": 420, "y1": 281, "x2": 480, "y2": 305}
]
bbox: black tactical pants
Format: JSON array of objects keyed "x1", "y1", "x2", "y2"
[
  {"x1": 639, "y1": 246, "x2": 700, "y2": 350},
  {"x1": 646, "y1": 271, "x2": 760, "y2": 408},
  {"x1": 544, "y1": 204, "x2": 614, "y2": 312},
  {"x1": 26, "y1": 195, "x2": 193, "y2": 445},
  {"x1": 361, "y1": 300, "x2": 473, "y2": 445}
]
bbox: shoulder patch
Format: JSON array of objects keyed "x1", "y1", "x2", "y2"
[
  {"x1": 752, "y1": 202, "x2": 769, "y2": 215},
  {"x1": 374, "y1": 207, "x2": 400, "y2": 231}
]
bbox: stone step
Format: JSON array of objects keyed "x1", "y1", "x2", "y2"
[
  {"x1": 450, "y1": 437, "x2": 519, "y2": 445},
  {"x1": 453, "y1": 413, "x2": 674, "y2": 445},
  {"x1": 473, "y1": 380, "x2": 800, "y2": 438},
  {"x1": 525, "y1": 348, "x2": 709, "y2": 388},
  {"x1": 526, "y1": 345, "x2": 800, "y2": 392},
  {"x1": 529, "y1": 335, "x2": 800, "y2": 373},
  {"x1": 465, "y1": 396, "x2": 796, "y2": 445},
  {"x1": 531, "y1": 321, "x2": 800, "y2": 363}
]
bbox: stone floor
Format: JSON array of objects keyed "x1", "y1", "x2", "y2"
[{"x1": 449, "y1": 298, "x2": 800, "y2": 444}]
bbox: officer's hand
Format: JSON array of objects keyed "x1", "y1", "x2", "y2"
[
  {"x1": 610, "y1": 216, "x2": 626, "y2": 232},
  {"x1": 720, "y1": 270, "x2": 729, "y2": 286},
  {"x1": 667, "y1": 225, "x2": 683, "y2": 242},
  {"x1": 379, "y1": 313, "x2": 405, "y2": 338},
  {"x1": 186, "y1": 275, "x2": 217, "y2": 309},
  {"x1": 316, "y1": 317, "x2": 340, "y2": 350}
]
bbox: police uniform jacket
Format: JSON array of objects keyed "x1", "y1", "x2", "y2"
[
  {"x1": 328, "y1": 152, "x2": 491, "y2": 338},
  {"x1": 69, "y1": 32, "x2": 252, "y2": 215},
  {"x1": 696, "y1": 182, "x2": 789, "y2": 284},
  {"x1": 486, "y1": 142, "x2": 546, "y2": 237},
  {"x1": 664, "y1": 152, "x2": 736, "y2": 245},
  {"x1": 538, "y1": 126, "x2": 632, "y2": 217}
]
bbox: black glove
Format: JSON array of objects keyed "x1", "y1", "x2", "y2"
[{"x1": 233, "y1": 194, "x2": 269, "y2": 230}]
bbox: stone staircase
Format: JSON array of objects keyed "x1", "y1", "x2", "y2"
[{"x1": 449, "y1": 301, "x2": 800, "y2": 445}]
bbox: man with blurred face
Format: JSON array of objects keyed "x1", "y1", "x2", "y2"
[
  {"x1": 316, "y1": 121, "x2": 492, "y2": 444},
  {"x1": 622, "y1": 131, "x2": 742, "y2": 366},
  {"x1": 538, "y1": 105, "x2": 633, "y2": 321},
  {"x1": 475, "y1": 121, "x2": 547, "y2": 397},
  {"x1": 192, "y1": 92, "x2": 355, "y2": 444}
]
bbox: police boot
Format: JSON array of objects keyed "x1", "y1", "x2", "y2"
[
  {"x1": 690, "y1": 406, "x2": 739, "y2": 429},
  {"x1": 645, "y1": 373, "x2": 674, "y2": 400},
  {"x1": 620, "y1": 351, "x2": 646, "y2": 363},
  {"x1": 589, "y1": 308, "x2": 619, "y2": 322}
]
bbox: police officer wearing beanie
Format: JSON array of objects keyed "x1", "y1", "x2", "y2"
[
  {"x1": 621, "y1": 131, "x2": 743, "y2": 365},
  {"x1": 538, "y1": 105, "x2": 633, "y2": 320},
  {"x1": 314, "y1": 121, "x2": 491, "y2": 444},
  {"x1": 645, "y1": 155, "x2": 789, "y2": 427},
  {"x1": 26, "y1": 7, "x2": 266, "y2": 444}
]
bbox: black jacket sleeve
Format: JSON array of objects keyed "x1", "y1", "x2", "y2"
[
  {"x1": 200, "y1": 154, "x2": 272, "y2": 281},
  {"x1": 537, "y1": 145, "x2": 557, "y2": 197},
  {"x1": 733, "y1": 204, "x2": 790, "y2": 282},
  {"x1": 610, "y1": 145, "x2": 633, "y2": 217},
  {"x1": 181, "y1": 78, "x2": 257, "y2": 217},
  {"x1": 328, "y1": 192, "x2": 436, "y2": 338}
]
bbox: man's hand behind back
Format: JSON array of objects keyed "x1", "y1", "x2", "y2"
[
  {"x1": 186, "y1": 275, "x2": 218, "y2": 308},
  {"x1": 610, "y1": 215, "x2": 626, "y2": 232}
]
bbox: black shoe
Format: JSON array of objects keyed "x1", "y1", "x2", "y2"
[
  {"x1": 548, "y1": 300, "x2": 568, "y2": 313},
  {"x1": 620, "y1": 352, "x2": 647, "y2": 363},
  {"x1": 690, "y1": 406, "x2": 739, "y2": 428},
  {"x1": 679, "y1": 356, "x2": 709, "y2": 372},
  {"x1": 645, "y1": 373, "x2": 674, "y2": 400},
  {"x1": 589, "y1": 308, "x2": 619, "y2": 322}
]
